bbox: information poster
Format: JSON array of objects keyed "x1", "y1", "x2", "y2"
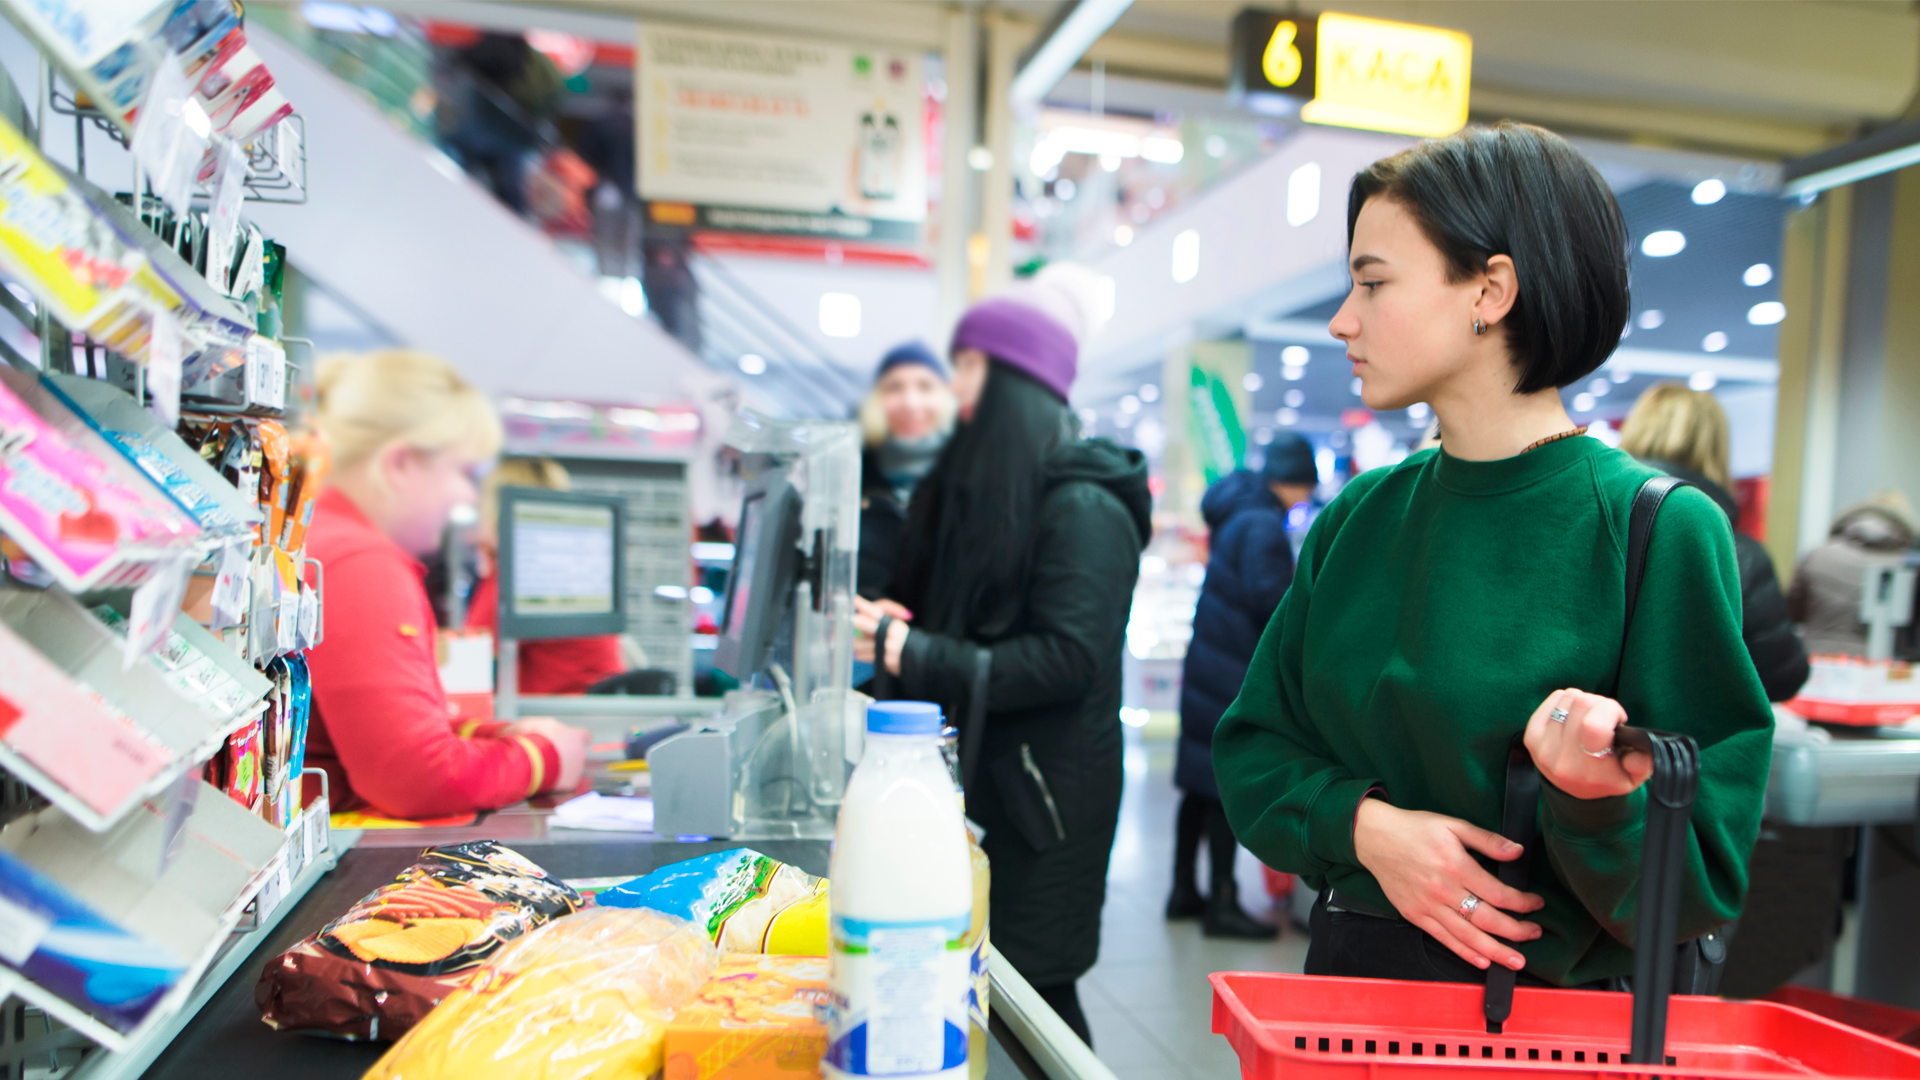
[{"x1": 637, "y1": 23, "x2": 927, "y2": 242}]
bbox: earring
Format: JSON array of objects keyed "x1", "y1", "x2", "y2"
[{"x1": 1472, "y1": 318, "x2": 1486, "y2": 335}]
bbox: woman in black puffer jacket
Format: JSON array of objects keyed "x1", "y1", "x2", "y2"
[{"x1": 853, "y1": 267, "x2": 1149, "y2": 1049}]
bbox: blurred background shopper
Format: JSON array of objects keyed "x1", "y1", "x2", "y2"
[
  {"x1": 1788, "y1": 492, "x2": 1919, "y2": 657},
  {"x1": 305, "y1": 351, "x2": 591, "y2": 819},
  {"x1": 1168, "y1": 433, "x2": 1318, "y2": 939},
  {"x1": 852, "y1": 266, "x2": 1149, "y2": 1047},
  {"x1": 1620, "y1": 384, "x2": 1808, "y2": 701},
  {"x1": 1215, "y1": 124, "x2": 1772, "y2": 988},
  {"x1": 857, "y1": 340, "x2": 954, "y2": 599}
]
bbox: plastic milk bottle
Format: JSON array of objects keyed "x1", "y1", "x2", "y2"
[{"x1": 827, "y1": 701, "x2": 973, "y2": 1080}]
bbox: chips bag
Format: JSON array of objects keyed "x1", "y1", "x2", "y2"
[
  {"x1": 255, "y1": 841, "x2": 582, "y2": 1039},
  {"x1": 596, "y1": 849, "x2": 827, "y2": 955},
  {"x1": 364, "y1": 907, "x2": 717, "y2": 1080}
]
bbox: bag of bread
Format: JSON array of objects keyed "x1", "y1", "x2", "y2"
[
  {"x1": 255, "y1": 841, "x2": 583, "y2": 1039},
  {"x1": 596, "y1": 848, "x2": 827, "y2": 955},
  {"x1": 364, "y1": 906, "x2": 717, "y2": 1080}
]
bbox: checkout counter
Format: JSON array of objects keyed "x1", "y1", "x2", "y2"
[{"x1": 139, "y1": 415, "x2": 1116, "y2": 1080}]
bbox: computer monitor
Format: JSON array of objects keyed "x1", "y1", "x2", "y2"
[
  {"x1": 496, "y1": 487, "x2": 627, "y2": 640},
  {"x1": 715, "y1": 476, "x2": 802, "y2": 679}
]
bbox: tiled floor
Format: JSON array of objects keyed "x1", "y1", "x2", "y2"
[{"x1": 1081, "y1": 728, "x2": 1309, "y2": 1080}]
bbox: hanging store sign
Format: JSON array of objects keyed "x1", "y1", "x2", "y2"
[
  {"x1": 1187, "y1": 363, "x2": 1246, "y2": 486},
  {"x1": 1230, "y1": 10, "x2": 1471, "y2": 138},
  {"x1": 637, "y1": 24, "x2": 927, "y2": 242}
]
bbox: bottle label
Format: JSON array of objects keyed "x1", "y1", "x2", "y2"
[{"x1": 828, "y1": 912, "x2": 972, "y2": 1077}]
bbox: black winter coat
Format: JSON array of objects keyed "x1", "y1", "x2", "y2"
[
  {"x1": 857, "y1": 447, "x2": 908, "y2": 600},
  {"x1": 1642, "y1": 459, "x2": 1809, "y2": 701},
  {"x1": 896, "y1": 439, "x2": 1150, "y2": 988},
  {"x1": 1176, "y1": 471, "x2": 1296, "y2": 800}
]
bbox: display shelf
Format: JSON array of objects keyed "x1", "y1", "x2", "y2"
[{"x1": 46, "y1": 84, "x2": 307, "y2": 205}]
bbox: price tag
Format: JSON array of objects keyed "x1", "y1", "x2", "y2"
[
  {"x1": 296, "y1": 579, "x2": 319, "y2": 651},
  {"x1": 247, "y1": 558, "x2": 277, "y2": 664},
  {"x1": 244, "y1": 337, "x2": 286, "y2": 411},
  {"x1": 285, "y1": 812, "x2": 307, "y2": 879},
  {"x1": 157, "y1": 768, "x2": 200, "y2": 877},
  {"x1": 276, "y1": 576, "x2": 299, "y2": 654},
  {"x1": 204, "y1": 139, "x2": 248, "y2": 293},
  {"x1": 125, "y1": 554, "x2": 193, "y2": 670},
  {"x1": 210, "y1": 538, "x2": 251, "y2": 630},
  {"x1": 309, "y1": 798, "x2": 330, "y2": 855},
  {"x1": 147, "y1": 307, "x2": 182, "y2": 427},
  {"x1": 128, "y1": 54, "x2": 207, "y2": 216}
]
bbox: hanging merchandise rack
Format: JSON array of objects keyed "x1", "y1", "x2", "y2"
[{"x1": 0, "y1": 2, "x2": 333, "y2": 1077}]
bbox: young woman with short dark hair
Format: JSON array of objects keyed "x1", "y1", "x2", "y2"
[{"x1": 1215, "y1": 122, "x2": 1772, "y2": 987}]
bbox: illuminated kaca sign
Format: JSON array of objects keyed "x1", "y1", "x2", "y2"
[{"x1": 1230, "y1": 10, "x2": 1471, "y2": 138}]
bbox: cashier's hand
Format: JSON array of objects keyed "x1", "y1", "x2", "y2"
[
  {"x1": 852, "y1": 596, "x2": 912, "y2": 675},
  {"x1": 1353, "y1": 799, "x2": 1545, "y2": 971},
  {"x1": 1524, "y1": 689, "x2": 1654, "y2": 801},
  {"x1": 500, "y1": 717, "x2": 590, "y2": 792}
]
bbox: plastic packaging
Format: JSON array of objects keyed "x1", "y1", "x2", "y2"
[
  {"x1": 255, "y1": 841, "x2": 583, "y2": 1039},
  {"x1": 827, "y1": 701, "x2": 973, "y2": 1080},
  {"x1": 597, "y1": 848, "x2": 828, "y2": 955},
  {"x1": 364, "y1": 906, "x2": 717, "y2": 1080},
  {"x1": 665, "y1": 954, "x2": 831, "y2": 1080}
]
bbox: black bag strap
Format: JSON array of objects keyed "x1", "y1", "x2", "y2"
[
  {"x1": 1484, "y1": 475, "x2": 1690, "y2": 1037},
  {"x1": 872, "y1": 614, "x2": 896, "y2": 700},
  {"x1": 959, "y1": 647, "x2": 992, "y2": 789}
]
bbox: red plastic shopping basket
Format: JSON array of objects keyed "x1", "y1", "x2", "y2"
[{"x1": 1210, "y1": 726, "x2": 1920, "y2": 1079}]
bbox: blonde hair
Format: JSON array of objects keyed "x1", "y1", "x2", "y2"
[
  {"x1": 480, "y1": 457, "x2": 570, "y2": 541},
  {"x1": 858, "y1": 369, "x2": 958, "y2": 447},
  {"x1": 1619, "y1": 382, "x2": 1731, "y2": 489},
  {"x1": 315, "y1": 350, "x2": 502, "y2": 469}
]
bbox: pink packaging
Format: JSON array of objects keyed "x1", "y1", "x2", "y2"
[
  {"x1": 0, "y1": 619, "x2": 170, "y2": 823},
  {"x1": 0, "y1": 368, "x2": 199, "y2": 591}
]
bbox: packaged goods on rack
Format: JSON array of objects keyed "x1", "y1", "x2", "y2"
[
  {"x1": 596, "y1": 848, "x2": 830, "y2": 955},
  {"x1": 0, "y1": 776, "x2": 285, "y2": 1034},
  {"x1": 1788, "y1": 655, "x2": 1920, "y2": 726},
  {"x1": 256, "y1": 841, "x2": 585, "y2": 1040},
  {"x1": 363, "y1": 907, "x2": 719, "y2": 1080}
]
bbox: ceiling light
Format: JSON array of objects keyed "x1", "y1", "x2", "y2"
[
  {"x1": 1638, "y1": 309, "x2": 1665, "y2": 330},
  {"x1": 1408, "y1": 402, "x2": 1431, "y2": 420},
  {"x1": 1691, "y1": 178, "x2": 1727, "y2": 205},
  {"x1": 1287, "y1": 162, "x2": 1321, "y2": 227},
  {"x1": 1572, "y1": 392, "x2": 1596, "y2": 412},
  {"x1": 1120, "y1": 395, "x2": 1141, "y2": 414},
  {"x1": 1142, "y1": 137, "x2": 1183, "y2": 164},
  {"x1": 1077, "y1": 407, "x2": 1099, "y2": 427},
  {"x1": 1113, "y1": 224, "x2": 1134, "y2": 247},
  {"x1": 1172, "y1": 229, "x2": 1199, "y2": 283},
  {"x1": 1100, "y1": 152, "x2": 1122, "y2": 172},
  {"x1": 618, "y1": 276, "x2": 646, "y2": 317},
  {"x1": 819, "y1": 293, "x2": 861, "y2": 338},
  {"x1": 1641, "y1": 231, "x2": 1686, "y2": 257},
  {"x1": 1242, "y1": 372, "x2": 1264, "y2": 392},
  {"x1": 1689, "y1": 370, "x2": 1718, "y2": 391},
  {"x1": 1253, "y1": 427, "x2": 1273, "y2": 445},
  {"x1": 1350, "y1": 377, "x2": 1363, "y2": 396},
  {"x1": 1139, "y1": 384, "x2": 1160, "y2": 402},
  {"x1": 1283, "y1": 364, "x2": 1306, "y2": 381},
  {"x1": 1094, "y1": 275, "x2": 1116, "y2": 324},
  {"x1": 1277, "y1": 407, "x2": 1299, "y2": 425},
  {"x1": 1748, "y1": 301, "x2": 1786, "y2": 326},
  {"x1": 1056, "y1": 178, "x2": 1077, "y2": 200},
  {"x1": 1701, "y1": 331, "x2": 1728, "y2": 352},
  {"x1": 1281, "y1": 345, "x2": 1310, "y2": 366},
  {"x1": 967, "y1": 146, "x2": 993, "y2": 171},
  {"x1": 1744, "y1": 262, "x2": 1772, "y2": 287},
  {"x1": 1284, "y1": 389, "x2": 1305, "y2": 407},
  {"x1": 1610, "y1": 368, "x2": 1632, "y2": 383},
  {"x1": 1588, "y1": 377, "x2": 1610, "y2": 397},
  {"x1": 738, "y1": 353, "x2": 766, "y2": 374},
  {"x1": 1205, "y1": 135, "x2": 1228, "y2": 159}
]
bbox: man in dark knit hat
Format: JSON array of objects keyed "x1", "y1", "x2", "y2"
[{"x1": 1169, "y1": 432, "x2": 1319, "y2": 938}]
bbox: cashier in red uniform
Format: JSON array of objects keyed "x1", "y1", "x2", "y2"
[
  {"x1": 300, "y1": 350, "x2": 591, "y2": 818},
  {"x1": 464, "y1": 456, "x2": 627, "y2": 694}
]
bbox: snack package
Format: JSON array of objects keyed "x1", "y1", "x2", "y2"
[
  {"x1": 256, "y1": 419, "x2": 289, "y2": 547},
  {"x1": 280, "y1": 428, "x2": 330, "y2": 553},
  {"x1": 597, "y1": 849, "x2": 828, "y2": 955},
  {"x1": 364, "y1": 907, "x2": 717, "y2": 1080},
  {"x1": 255, "y1": 841, "x2": 583, "y2": 1039},
  {"x1": 663, "y1": 954, "x2": 829, "y2": 1080}
]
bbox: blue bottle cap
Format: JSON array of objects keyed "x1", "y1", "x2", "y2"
[{"x1": 867, "y1": 700, "x2": 943, "y2": 735}]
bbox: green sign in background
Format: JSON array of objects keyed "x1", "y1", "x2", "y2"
[{"x1": 1187, "y1": 362, "x2": 1246, "y2": 485}]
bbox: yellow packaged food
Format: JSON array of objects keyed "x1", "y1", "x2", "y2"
[
  {"x1": 364, "y1": 907, "x2": 717, "y2": 1080},
  {"x1": 663, "y1": 954, "x2": 829, "y2": 1080}
]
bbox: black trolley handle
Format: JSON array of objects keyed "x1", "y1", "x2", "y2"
[{"x1": 1620, "y1": 725, "x2": 1701, "y2": 1066}]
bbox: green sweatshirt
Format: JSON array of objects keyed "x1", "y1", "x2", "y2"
[{"x1": 1214, "y1": 436, "x2": 1772, "y2": 986}]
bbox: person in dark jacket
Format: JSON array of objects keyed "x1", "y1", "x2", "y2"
[
  {"x1": 857, "y1": 341, "x2": 953, "y2": 600},
  {"x1": 1619, "y1": 383, "x2": 1809, "y2": 701},
  {"x1": 1169, "y1": 434, "x2": 1319, "y2": 938},
  {"x1": 853, "y1": 266, "x2": 1147, "y2": 1049}
]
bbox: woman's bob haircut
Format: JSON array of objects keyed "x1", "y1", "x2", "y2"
[{"x1": 1346, "y1": 121, "x2": 1630, "y2": 395}]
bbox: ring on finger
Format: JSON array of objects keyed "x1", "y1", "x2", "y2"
[
  {"x1": 1582, "y1": 746, "x2": 1614, "y2": 758},
  {"x1": 1460, "y1": 893, "x2": 1480, "y2": 917},
  {"x1": 1548, "y1": 706, "x2": 1570, "y2": 724}
]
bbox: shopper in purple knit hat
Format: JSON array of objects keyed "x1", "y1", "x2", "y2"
[{"x1": 852, "y1": 265, "x2": 1149, "y2": 1048}]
